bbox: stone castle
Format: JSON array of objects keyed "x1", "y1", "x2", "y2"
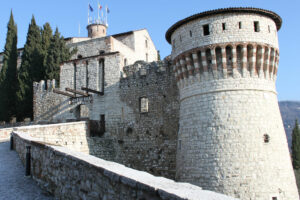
[{"x1": 30, "y1": 7, "x2": 298, "y2": 199}]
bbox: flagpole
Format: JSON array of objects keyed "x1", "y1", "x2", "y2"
[
  {"x1": 88, "y1": 4, "x2": 90, "y2": 24},
  {"x1": 105, "y1": 5, "x2": 108, "y2": 26},
  {"x1": 97, "y1": 1, "x2": 100, "y2": 23}
]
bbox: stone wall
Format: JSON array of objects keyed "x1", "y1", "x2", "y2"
[
  {"x1": 114, "y1": 60, "x2": 179, "y2": 178},
  {"x1": 33, "y1": 59, "x2": 179, "y2": 179},
  {"x1": 7, "y1": 121, "x2": 90, "y2": 153},
  {"x1": 170, "y1": 13, "x2": 279, "y2": 59},
  {"x1": 12, "y1": 131, "x2": 236, "y2": 200}
]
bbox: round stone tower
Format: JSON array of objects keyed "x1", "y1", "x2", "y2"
[
  {"x1": 87, "y1": 23, "x2": 107, "y2": 38},
  {"x1": 166, "y1": 8, "x2": 299, "y2": 199}
]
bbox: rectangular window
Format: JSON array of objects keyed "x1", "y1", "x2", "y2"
[
  {"x1": 73, "y1": 63, "x2": 77, "y2": 93},
  {"x1": 268, "y1": 25, "x2": 271, "y2": 33},
  {"x1": 140, "y1": 97, "x2": 149, "y2": 113},
  {"x1": 239, "y1": 21, "x2": 242, "y2": 29},
  {"x1": 222, "y1": 23, "x2": 226, "y2": 30},
  {"x1": 99, "y1": 59, "x2": 105, "y2": 93},
  {"x1": 145, "y1": 40, "x2": 148, "y2": 48},
  {"x1": 203, "y1": 24, "x2": 210, "y2": 36},
  {"x1": 272, "y1": 197, "x2": 277, "y2": 200},
  {"x1": 86, "y1": 61, "x2": 89, "y2": 88},
  {"x1": 190, "y1": 30, "x2": 192, "y2": 37},
  {"x1": 254, "y1": 21, "x2": 260, "y2": 32},
  {"x1": 172, "y1": 39, "x2": 175, "y2": 48},
  {"x1": 100, "y1": 114, "x2": 105, "y2": 133}
]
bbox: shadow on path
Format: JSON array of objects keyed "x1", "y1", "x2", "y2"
[{"x1": 0, "y1": 141, "x2": 53, "y2": 200}]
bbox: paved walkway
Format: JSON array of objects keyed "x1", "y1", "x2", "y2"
[{"x1": 0, "y1": 141, "x2": 53, "y2": 200}]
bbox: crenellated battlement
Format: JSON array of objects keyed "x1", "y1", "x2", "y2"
[
  {"x1": 120, "y1": 60, "x2": 174, "y2": 88},
  {"x1": 33, "y1": 79, "x2": 57, "y2": 92}
]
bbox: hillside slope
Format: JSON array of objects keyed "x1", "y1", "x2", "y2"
[{"x1": 279, "y1": 101, "x2": 300, "y2": 150}]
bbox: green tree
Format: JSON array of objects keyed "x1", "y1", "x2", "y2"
[
  {"x1": 17, "y1": 15, "x2": 43, "y2": 120},
  {"x1": 41, "y1": 23, "x2": 53, "y2": 68},
  {"x1": 157, "y1": 50, "x2": 161, "y2": 61},
  {"x1": 292, "y1": 119, "x2": 300, "y2": 169},
  {"x1": 0, "y1": 11, "x2": 18, "y2": 122},
  {"x1": 45, "y1": 27, "x2": 76, "y2": 83}
]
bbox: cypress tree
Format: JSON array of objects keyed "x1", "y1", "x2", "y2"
[
  {"x1": 292, "y1": 119, "x2": 300, "y2": 169},
  {"x1": 17, "y1": 15, "x2": 43, "y2": 120},
  {"x1": 0, "y1": 11, "x2": 18, "y2": 122},
  {"x1": 45, "y1": 27, "x2": 75, "y2": 83},
  {"x1": 41, "y1": 23, "x2": 53, "y2": 69}
]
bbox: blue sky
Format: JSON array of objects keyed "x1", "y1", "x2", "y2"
[{"x1": 0, "y1": 0, "x2": 299, "y2": 101}]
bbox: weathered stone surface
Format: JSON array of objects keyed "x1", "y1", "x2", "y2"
[
  {"x1": 168, "y1": 8, "x2": 299, "y2": 200},
  {"x1": 12, "y1": 131, "x2": 237, "y2": 200}
]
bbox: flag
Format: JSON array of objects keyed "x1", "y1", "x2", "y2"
[
  {"x1": 89, "y1": 4, "x2": 94, "y2": 12},
  {"x1": 99, "y1": 3, "x2": 102, "y2": 10}
]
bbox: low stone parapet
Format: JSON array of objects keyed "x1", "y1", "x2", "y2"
[
  {"x1": 12, "y1": 131, "x2": 237, "y2": 200},
  {"x1": 0, "y1": 121, "x2": 89, "y2": 152}
]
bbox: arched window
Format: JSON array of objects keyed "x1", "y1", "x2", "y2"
[{"x1": 77, "y1": 55, "x2": 83, "y2": 59}]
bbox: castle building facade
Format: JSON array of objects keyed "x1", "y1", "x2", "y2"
[{"x1": 33, "y1": 7, "x2": 298, "y2": 200}]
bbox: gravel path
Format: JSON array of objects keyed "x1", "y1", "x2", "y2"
[{"x1": 0, "y1": 141, "x2": 53, "y2": 200}]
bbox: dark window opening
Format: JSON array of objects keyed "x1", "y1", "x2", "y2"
[
  {"x1": 73, "y1": 63, "x2": 77, "y2": 93},
  {"x1": 126, "y1": 127, "x2": 133, "y2": 135},
  {"x1": 268, "y1": 25, "x2": 271, "y2": 33},
  {"x1": 222, "y1": 23, "x2": 226, "y2": 30},
  {"x1": 74, "y1": 105, "x2": 80, "y2": 120},
  {"x1": 100, "y1": 114, "x2": 105, "y2": 134},
  {"x1": 190, "y1": 30, "x2": 192, "y2": 37},
  {"x1": 77, "y1": 55, "x2": 83, "y2": 59},
  {"x1": 254, "y1": 21, "x2": 260, "y2": 32},
  {"x1": 264, "y1": 134, "x2": 270, "y2": 143},
  {"x1": 239, "y1": 22, "x2": 242, "y2": 29},
  {"x1": 272, "y1": 197, "x2": 277, "y2": 200},
  {"x1": 203, "y1": 24, "x2": 210, "y2": 36},
  {"x1": 99, "y1": 59, "x2": 105, "y2": 93},
  {"x1": 179, "y1": 35, "x2": 182, "y2": 42},
  {"x1": 86, "y1": 61, "x2": 89, "y2": 88},
  {"x1": 145, "y1": 40, "x2": 148, "y2": 48},
  {"x1": 173, "y1": 39, "x2": 176, "y2": 48},
  {"x1": 99, "y1": 50, "x2": 105, "y2": 55}
]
